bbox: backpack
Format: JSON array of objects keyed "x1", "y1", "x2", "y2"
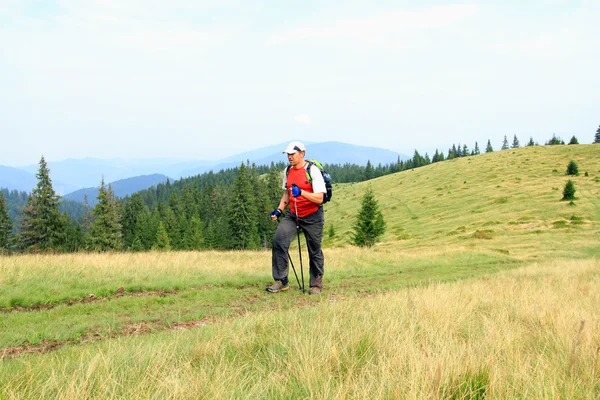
[{"x1": 286, "y1": 159, "x2": 333, "y2": 203}]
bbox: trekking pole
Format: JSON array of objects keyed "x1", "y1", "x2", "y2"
[
  {"x1": 275, "y1": 216, "x2": 301, "y2": 290},
  {"x1": 293, "y1": 191, "x2": 306, "y2": 293}
]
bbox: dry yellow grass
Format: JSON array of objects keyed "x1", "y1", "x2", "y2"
[{"x1": 2, "y1": 258, "x2": 598, "y2": 399}]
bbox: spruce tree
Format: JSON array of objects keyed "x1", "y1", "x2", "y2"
[
  {"x1": 462, "y1": 144, "x2": 469, "y2": 157},
  {"x1": 485, "y1": 140, "x2": 494, "y2": 153},
  {"x1": 562, "y1": 180, "x2": 576, "y2": 200},
  {"x1": 0, "y1": 192, "x2": 13, "y2": 251},
  {"x1": 473, "y1": 142, "x2": 480, "y2": 155},
  {"x1": 122, "y1": 193, "x2": 148, "y2": 250},
  {"x1": 512, "y1": 135, "x2": 520, "y2": 148},
  {"x1": 527, "y1": 137, "x2": 535, "y2": 146},
  {"x1": 153, "y1": 221, "x2": 171, "y2": 251},
  {"x1": 566, "y1": 160, "x2": 579, "y2": 176},
  {"x1": 365, "y1": 160, "x2": 374, "y2": 180},
  {"x1": 227, "y1": 163, "x2": 260, "y2": 249},
  {"x1": 595, "y1": 125, "x2": 600, "y2": 143},
  {"x1": 568, "y1": 136, "x2": 579, "y2": 145},
  {"x1": 546, "y1": 134, "x2": 562, "y2": 145},
  {"x1": 351, "y1": 188, "x2": 386, "y2": 247},
  {"x1": 18, "y1": 156, "x2": 66, "y2": 252},
  {"x1": 90, "y1": 178, "x2": 123, "y2": 251},
  {"x1": 183, "y1": 215, "x2": 204, "y2": 250},
  {"x1": 501, "y1": 135, "x2": 509, "y2": 150}
]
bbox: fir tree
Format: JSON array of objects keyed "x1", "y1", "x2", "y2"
[
  {"x1": 566, "y1": 160, "x2": 579, "y2": 176},
  {"x1": 364, "y1": 160, "x2": 374, "y2": 180},
  {"x1": 227, "y1": 163, "x2": 260, "y2": 249},
  {"x1": 568, "y1": 136, "x2": 579, "y2": 145},
  {"x1": 0, "y1": 192, "x2": 13, "y2": 251},
  {"x1": 462, "y1": 144, "x2": 469, "y2": 157},
  {"x1": 183, "y1": 215, "x2": 204, "y2": 250},
  {"x1": 153, "y1": 221, "x2": 171, "y2": 251},
  {"x1": 546, "y1": 134, "x2": 563, "y2": 145},
  {"x1": 485, "y1": 140, "x2": 494, "y2": 153},
  {"x1": 473, "y1": 142, "x2": 480, "y2": 155},
  {"x1": 351, "y1": 188, "x2": 386, "y2": 247},
  {"x1": 501, "y1": 135, "x2": 509, "y2": 150},
  {"x1": 595, "y1": 125, "x2": 600, "y2": 143},
  {"x1": 122, "y1": 193, "x2": 148, "y2": 250},
  {"x1": 512, "y1": 135, "x2": 520, "y2": 148},
  {"x1": 527, "y1": 137, "x2": 535, "y2": 146},
  {"x1": 18, "y1": 156, "x2": 66, "y2": 252},
  {"x1": 562, "y1": 180, "x2": 576, "y2": 200},
  {"x1": 90, "y1": 178, "x2": 123, "y2": 251}
]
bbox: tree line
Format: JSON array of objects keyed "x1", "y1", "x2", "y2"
[{"x1": 0, "y1": 130, "x2": 597, "y2": 254}]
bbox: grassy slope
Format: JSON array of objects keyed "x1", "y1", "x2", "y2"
[{"x1": 325, "y1": 144, "x2": 599, "y2": 255}]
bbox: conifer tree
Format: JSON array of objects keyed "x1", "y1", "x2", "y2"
[
  {"x1": 351, "y1": 188, "x2": 386, "y2": 247},
  {"x1": 227, "y1": 163, "x2": 260, "y2": 249},
  {"x1": 183, "y1": 215, "x2": 204, "y2": 250},
  {"x1": 203, "y1": 185, "x2": 230, "y2": 249},
  {"x1": 512, "y1": 135, "x2": 520, "y2": 148},
  {"x1": 122, "y1": 193, "x2": 148, "y2": 250},
  {"x1": 501, "y1": 135, "x2": 509, "y2": 150},
  {"x1": 462, "y1": 144, "x2": 469, "y2": 157},
  {"x1": 595, "y1": 125, "x2": 600, "y2": 143},
  {"x1": 364, "y1": 160, "x2": 374, "y2": 180},
  {"x1": 562, "y1": 180, "x2": 576, "y2": 200},
  {"x1": 18, "y1": 156, "x2": 66, "y2": 251},
  {"x1": 153, "y1": 221, "x2": 171, "y2": 251},
  {"x1": 0, "y1": 192, "x2": 13, "y2": 251},
  {"x1": 546, "y1": 134, "x2": 563, "y2": 145},
  {"x1": 90, "y1": 178, "x2": 123, "y2": 251},
  {"x1": 566, "y1": 160, "x2": 579, "y2": 176},
  {"x1": 527, "y1": 137, "x2": 535, "y2": 146},
  {"x1": 473, "y1": 142, "x2": 480, "y2": 155},
  {"x1": 486, "y1": 140, "x2": 494, "y2": 153},
  {"x1": 568, "y1": 136, "x2": 579, "y2": 145},
  {"x1": 263, "y1": 166, "x2": 283, "y2": 247}
]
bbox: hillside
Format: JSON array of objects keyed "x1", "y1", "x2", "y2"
[{"x1": 324, "y1": 144, "x2": 600, "y2": 257}]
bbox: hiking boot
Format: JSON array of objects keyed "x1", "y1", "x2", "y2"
[
  {"x1": 266, "y1": 280, "x2": 289, "y2": 293},
  {"x1": 308, "y1": 286, "x2": 322, "y2": 295}
]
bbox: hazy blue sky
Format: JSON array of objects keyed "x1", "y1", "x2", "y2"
[{"x1": 1, "y1": 0, "x2": 599, "y2": 166}]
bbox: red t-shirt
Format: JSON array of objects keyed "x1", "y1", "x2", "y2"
[{"x1": 285, "y1": 164, "x2": 320, "y2": 218}]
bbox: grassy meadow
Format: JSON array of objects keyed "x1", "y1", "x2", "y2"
[{"x1": 1, "y1": 144, "x2": 599, "y2": 398}]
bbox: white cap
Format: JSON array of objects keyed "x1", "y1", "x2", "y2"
[{"x1": 282, "y1": 141, "x2": 306, "y2": 154}]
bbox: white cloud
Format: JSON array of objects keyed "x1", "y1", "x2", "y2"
[
  {"x1": 294, "y1": 114, "x2": 312, "y2": 125},
  {"x1": 270, "y1": 4, "x2": 480, "y2": 47}
]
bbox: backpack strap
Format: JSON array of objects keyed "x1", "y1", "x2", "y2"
[{"x1": 286, "y1": 162, "x2": 314, "y2": 185}]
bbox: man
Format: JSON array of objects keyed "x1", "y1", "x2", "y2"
[{"x1": 267, "y1": 141, "x2": 326, "y2": 295}]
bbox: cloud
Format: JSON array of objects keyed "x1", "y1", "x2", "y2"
[
  {"x1": 294, "y1": 114, "x2": 312, "y2": 125},
  {"x1": 270, "y1": 4, "x2": 480, "y2": 47}
]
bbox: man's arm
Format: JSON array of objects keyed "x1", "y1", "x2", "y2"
[{"x1": 299, "y1": 191, "x2": 324, "y2": 205}]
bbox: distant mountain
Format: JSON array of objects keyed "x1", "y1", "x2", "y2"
[
  {"x1": 180, "y1": 141, "x2": 407, "y2": 177},
  {"x1": 0, "y1": 166, "x2": 38, "y2": 192},
  {"x1": 19, "y1": 158, "x2": 210, "y2": 190},
  {"x1": 0, "y1": 165, "x2": 78, "y2": 195},
  {"x1": 63, "y1": 174, "x2": 170, "y2": 205},
  {"x1": 6, "y1": 142, "x2": 408, "y2": 194}
]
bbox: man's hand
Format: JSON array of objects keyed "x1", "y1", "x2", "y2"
[
  {"x1": 270, "y1": 208, "x2": 282, "y2": 221},
  {"x1": 291, "y1": 184, "x2": 302, "y2": 198}
]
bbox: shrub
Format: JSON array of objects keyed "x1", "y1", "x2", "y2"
[
  {"x1": 566, "y1": 160, "x2": 579, "y2": 176},
  {"x1": 562, "y1": 180, "x2": 576, "y2": 200}
]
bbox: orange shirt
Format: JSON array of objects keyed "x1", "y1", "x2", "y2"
[{"x1": 286, "y1": 164, "x2": 319, "y2": 218}]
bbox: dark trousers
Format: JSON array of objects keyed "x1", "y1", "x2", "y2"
[{"x1": 272, "y1": 207, "x2": 324, "y2": 288}]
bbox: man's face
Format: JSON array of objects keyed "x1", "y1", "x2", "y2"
[{"x1": 287, "y1": 151, "x2": 304, "y2": 166}]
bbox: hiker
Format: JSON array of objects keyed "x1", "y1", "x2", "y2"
[{"x1": 267, "y1": 141, "x2": 326, "y2": 295}]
